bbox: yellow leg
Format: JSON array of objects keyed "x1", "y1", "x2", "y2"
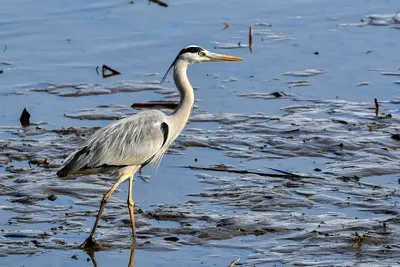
[
  {"x1": 128, "y1": 244, "x2": 135, "y2": 267},
  {"x1": 80, "y1": 174, "x2": 129, "y2": 249},
  {"x1": 128, "y1": 176, "x2": 137, "y2": 242},
  {"x1": 86, "y1": 250, "x2": 98, "y2": 267}
]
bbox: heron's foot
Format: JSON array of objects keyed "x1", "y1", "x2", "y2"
[{"x1": 79, "y1": 235, "x2": 99, "y2": 249}]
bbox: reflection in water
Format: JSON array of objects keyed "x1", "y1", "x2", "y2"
[{"x1": 87, "y1": 247, "x2": 135, "y2": 267}]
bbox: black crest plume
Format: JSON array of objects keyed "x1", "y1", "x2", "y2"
[{"x1": 160, "y1": 46, "x2": 205, "y2": 84}]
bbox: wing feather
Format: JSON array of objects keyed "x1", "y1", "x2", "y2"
[{"x1": 57, "y1": 110, "x2": 168, "y2": 177}]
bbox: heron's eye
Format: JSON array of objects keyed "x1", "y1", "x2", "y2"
[{"x1": 198, "y1": 51, "x2": 205, "y2": 57}]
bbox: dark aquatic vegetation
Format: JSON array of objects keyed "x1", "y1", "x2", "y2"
[
  {"x1": 47, "y1": 194, "x2": 57, "y2": 201},
  {"x1": 391, "y1": 134, "x2": 400, "y2": 141},
  {"x1": 356, "y1": 82, "x2": 370, "y2": 86},
  {"x1": 19, "y1": 108, "x2": 31, "y2": 127},
  {"x1": 374, "y1": 98, "x2": 379, "y2": 117},
  {"x1": 148, "y1": 0, "x2": 168, "y2": 8},
  {"x1": 163, "y1": 236, "x2": 179, "y2": 242},
  {"x1": 131, "y1": 101, "x2": 179, "y2": 110},
  {"x1": 248, "y1": 25, "x2": 253, "y2": 53},
  {"x1": 238, "y1": 91, "x2": 291, "y2": 99},
  {"x1": 101, "y1": 65, "x2": 121, "y2": 79}
]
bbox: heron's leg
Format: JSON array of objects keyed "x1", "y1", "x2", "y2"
[
  {"x1": 80, "y1": 174, "x2": 129, "y2": 249},
  {"x1": 127, "y1": 175, "x2": 137, "y2": 242},
  {"x1": 128, "y1": 244, "x2": 135, "y2": 267},
  {"x1": 86, "y1": 250, "x2": 98, "y2": 267}
]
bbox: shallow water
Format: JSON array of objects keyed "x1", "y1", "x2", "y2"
[{"x1": 1, "y1": 0, "x2": 400, "y2": 266}]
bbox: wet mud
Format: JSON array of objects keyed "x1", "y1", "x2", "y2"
[{"x1": 1, "y1": 87, "x2": 400, "y2": 265}]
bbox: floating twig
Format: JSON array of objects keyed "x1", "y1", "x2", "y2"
[
  {"x1": 357, "y1": 82, "x2": 370, "y2": 86},
  {"x1": 222, "y1": 22, "x2": 229, "y2": 30},
  {"x1": 249, "y1": 25, "x2": 253, "y2": 53},
  {"x1": 148, "y1": 0, "x2": 168, "y2": 7},
  {"x1": 374, "y1": 98, "x2": 379, "y2": 117},
  {"x1": 264, "y1": 165, "x2": 299, "y2": 176},
  {"x1": 228, "y1": 258, "x2": 240, "y2": 267},
  {"x1": 102, "y1": 65, "x2": 121, "y2": 79},
  {"x1": 131, "y1": 101, "x2": 179, "y2": 110},
  {"x1": 3, "y1": 44, "x2": 7, "y2": 52}
]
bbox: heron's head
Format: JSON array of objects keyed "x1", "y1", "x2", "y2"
[
  {"x1": 176, "y1": 45, "x2": 242, "y2": 64},
  {"x1": 160, "y1": 45, "x2": 242, "y2": 83}
]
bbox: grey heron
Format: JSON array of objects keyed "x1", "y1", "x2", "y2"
[{"x1": 57, "y1": 45, "x2": 242, "y2": 248}]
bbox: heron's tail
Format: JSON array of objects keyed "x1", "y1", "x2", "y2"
[
  {"x1": 57, "y1": 146, "x2": 88, "y2": 178},
  {"x1": 56, "y1": 166, "x2": 72, "y2": 178}
]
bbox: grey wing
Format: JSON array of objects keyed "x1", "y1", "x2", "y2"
[{"x1": 57, "y1": 110, "x2": 169, "y2": 177}]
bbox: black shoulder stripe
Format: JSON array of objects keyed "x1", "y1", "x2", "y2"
[
  {"x1": 140, "y1": 154, "x2": 156, "y2": 170},
  {"x1": 140, "y1": 122, "x2": 169, "y2": 170},
  {"x1": 161, "y1": 122, "x2": 169, "y2": 146}
]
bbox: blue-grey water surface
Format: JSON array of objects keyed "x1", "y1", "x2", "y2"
[{"x1": 1, "y1": 0, "x2": 400, "y2": 266}]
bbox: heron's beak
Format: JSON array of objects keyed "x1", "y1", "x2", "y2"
[{"x1": 208, "y1": 52, "x2": 243, "y2": 62}]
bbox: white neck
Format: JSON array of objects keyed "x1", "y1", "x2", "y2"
[{"x1": 168, "y1": 59, "x2": 194, "y2": 139}]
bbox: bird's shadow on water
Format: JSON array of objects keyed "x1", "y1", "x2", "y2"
[{"x1": 86, "y1": 247, "x2": 135, "y2": 267}]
